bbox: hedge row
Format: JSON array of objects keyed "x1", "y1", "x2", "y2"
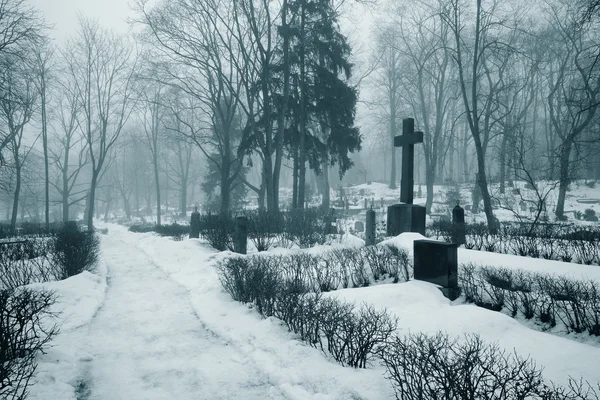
[
  {"x1": 217, "y1": 256, "x2": 398, "y2": 368},
  {"x1": 229, "y1": 245, "x2": 412, "y2": 293},
  {"x1": 460, "y1": 263, "x2": 600, "y2": 336},
  {"x1": 0, "y1": 222, "x2": 100, "y2": 290},
  {"x1": 428, "y1": 221, "x2": 600, "y2": 265},
  {"x1": 380, "y1": 332, "x2": 599, "y2": 399},
  {"x1": 217, "y1": 253, "x2": 599, "y2": 399},
  {"x1": 128, "y1": 208, "x2": 339, "y2": 250}
]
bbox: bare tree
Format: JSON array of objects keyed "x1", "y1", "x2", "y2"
[
  {"x1": 0, "y1": 0, "x2": 45, "y2": 159},
  {"x1": 0, "y1": 53, "x2": 38, "y2": 229},
  {"x1": 32, "y1": 39, "x2": 53, "y2": 229},
  {"x1": 64, "y1": 17, "x2": 137, "y2": 230},
  {"x1": 545, "y1": 0, "x2": 600, "y2": 218}
]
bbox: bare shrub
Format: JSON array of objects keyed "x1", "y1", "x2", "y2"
[
  {"x1": 380, "y1": 332, "x2": 549, "y2": 400},
  {"x1": 0, "y1": 288, "x2": 58, "y2": 400},
  {"x1": 52, "y1": 222, "x2": 100, "y2": 280}
]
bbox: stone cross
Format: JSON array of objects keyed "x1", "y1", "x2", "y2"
[{"x1": 394, "y1": 118, "x2": 424, "y2": 205}]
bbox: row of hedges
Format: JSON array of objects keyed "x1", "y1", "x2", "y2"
[
  {"x1": 217, "y1": 252, "x2": 599, "y2": 399},
  {"x1": 214, "y1": 239, "x2": 600, "y2": 338},
  {"x1": 460, "y1": 263, "x2": 600, "y2": 336},
  {"x1": 1, "y1": 222, "x2": 100, "y2": 290},
  {"x1": 217, "y1": 256, "x2": 398, "y2": 368},
  {"x1": 128, "y1": 208, "x2": 338, "y2": 250},
  {"x1": 428, "y1": 221, "x2": 600, "y2": 265},
  {"x1": 224, "y1": 245, "x2": 412, "y2": 294},
  {"x1": 0, "y1": 221, "x2": 98, "y2": 399}
]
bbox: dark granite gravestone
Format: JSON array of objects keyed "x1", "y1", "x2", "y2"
[
  {"x1": 189, "y1": 207, "x2": 201, "y2": 238},
  {"x1": 452, "y1": 203, "x2": 466, "y2": 245},
  {"x1": 234, "y1": 216, "x2": 248, "y2": 254},
  {"x1": 354, "y1": 220, "x2": 364, "y2": 232},
  {"x1": 365, "y1": 209, "x2": 376, "y2": 246},
  {"x1": 387, "y1": 118, "x2": 426, "y2": 236},
  {"x1": 414, "y1": 239, "x2": 459, "y2": 300}
]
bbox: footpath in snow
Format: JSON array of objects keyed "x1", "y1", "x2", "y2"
[{"x1": 30, "y1": 226, "x2": 393, "y2": 400}]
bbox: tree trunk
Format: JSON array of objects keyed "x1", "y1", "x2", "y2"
[
  {"x1": 87, "y1": 173, "x2": 98, "y2": 231},
  {"x1": 154, "y1": 160, "x2": 161, "y2": 226},
  {"x1": 555, "y1": 140, "x2": 572, "y2": 218},
  {"x1": 321, "y1": 161, "x2": 330, "y2": 210},
  {"x1": 499, "y1": 128, "x2": 508, "y2": 194},
  {"x1": 10, "y1": 165, "x2": 21, "y2": 231}
]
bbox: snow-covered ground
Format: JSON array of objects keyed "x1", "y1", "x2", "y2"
[
  {"x1": 26, "y1": 224, "x2": 600, "y2": 398},
  {"x1": 29, "y1": 225, "x2": 395, "y2": 400}
]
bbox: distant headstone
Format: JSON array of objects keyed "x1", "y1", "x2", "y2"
[
  {"x1": 414, "y1": 239, "x2": 459, "y2": 300},
  {"x1": 364, "y1": 198, "x2": 368, "y2": 210},
  {"x1": 234, "y1": 216, "x2": 248, "y2": 254},
  {"x1": 354, "y1": 220, "x2": 364, "y2": 232},
  {"x1": 359, "y1": 189, "x2": 365, "y2": 196},
  {"x1": 464, "y1": 204, "x2": 471, "y2": 212},
  {"x1": 365, "y1": 209, "x2": 376, "y2": 246},
  {"x1": 452, "y1": 203, "x2": 466, "y2": 245},
  {"x1": 520, "y1": 201, "x2": 527, "y2": 213},
  {"x1": 189, "y1": 207, "x2": 201, "y2": 239}
]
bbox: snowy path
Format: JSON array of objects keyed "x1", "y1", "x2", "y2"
[{"x1": 74, "y1": 234, "x2": 283, "y2": 400}]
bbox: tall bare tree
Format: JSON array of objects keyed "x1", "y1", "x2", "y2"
[{"x1": 64, "y1": 17, "x2": 137, "y2": 230}]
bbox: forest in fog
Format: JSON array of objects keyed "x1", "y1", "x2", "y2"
[{"x1": 1, "y1": 0, "x2": 600, "y2": 231}]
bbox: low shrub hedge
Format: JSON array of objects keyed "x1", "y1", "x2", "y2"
[
  {"x1": 428, "y1": 221, "x2": 600, "y2": 265},
  {"x1": 460, "y1": 263, "x2": 600, "y2": 336},
  {"x1": 379, "y1": 331, "x2": 599, "y2": 400}
]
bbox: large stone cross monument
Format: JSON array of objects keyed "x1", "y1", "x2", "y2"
[{"x1": 387, "y1": 118, "x2": 427, "y2": 236}]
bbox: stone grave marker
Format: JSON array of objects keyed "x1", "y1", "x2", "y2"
[
  {"x1": 365, "y1": 209, "x2": 376, "y2": 246},
  {"x1": 234, "y1": 216, "x2": 248, "y2": 254},
  {"x1": 387, "y1": 118, "x2": 427, "y2": 236},
  {"x1": 354, "y1": 220, "x2": 364, "y2": 232},
  {"x1": 414, "y1": 239, "x2": 459, "y2": 300},
  {"x1": 189, "y1": 206, "x2": 201, "y2": 238}
]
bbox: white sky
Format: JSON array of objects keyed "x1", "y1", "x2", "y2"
[{"x1": 29, "y1": 0, "x2": 133, "y2": 42}]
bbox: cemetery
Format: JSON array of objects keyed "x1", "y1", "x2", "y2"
[{"x1": 2, "y1": 0, "x2": 600, "y2": 398}]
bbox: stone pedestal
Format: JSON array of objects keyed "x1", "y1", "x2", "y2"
[
  {"x1": 386, "y1": 204, "x2": 426, "y2": 236},
  {"x1": 234, "y1": 216, "x2": 248, "y2": 254},
  {"x1": 365, "y1": 209, "x2": 376, "y2": 246},
  {"x1": 414, "y1": 239, "x2": 459, "y2": 300}
]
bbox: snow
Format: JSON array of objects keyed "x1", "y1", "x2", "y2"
[
  {"x1": 383, "y1": 233, "x2": 600, "y2": 282},
  {"x1": 26, "y1": 224, "x2": 600, "y2": 398},
  {"x1": 29, "y1": 224, "x2": 394, "y2": 400},
  {"x1": 323, "y1": 280, "x2": 600, "y2": 387}
]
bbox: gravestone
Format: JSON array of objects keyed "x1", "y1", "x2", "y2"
[
  {"x1": 354, "y1": 220, "x2": 364, "y2": 232},
  {"x1": 189, "y1": 207, "x2": 201, "y2": 238},
  {"x1": 452, "y1": 203, "x2": 466, "y2": 245},
  {"x1": 365, "y1": 209, "x2": 376, "y2": 246},
  {"x1": 234, "y1": 216, "x2": 248, "y2": 254},
  {"x1": 520, "y1": 201, "x2": 527, "y2": 213},
  {"x1": 387, "y1": 118, "x2": 427, "y2": 236},
  {"x1": 414, "y1": 239, "x2": 459, "y2": 300}
]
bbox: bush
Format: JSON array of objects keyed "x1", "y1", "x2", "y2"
[
  {"x1": 52, "y1": 222, "x2": 100, "y2": 280},
  {"x1": 216, "y1": 253, "x2": 399, "y2": 369},
  {"x1": 378, "y1": 331, "x2": 599, "y2": 400},
  {"x1": 0, "y1": 239, "x2": 54, "y2": 290},
  {"x1": 199, "y1": 213, "x2": 235, "y2": 251},
  {"x1": 459, "y1": 263, "x2": 600, "y2": 336},
  {"x1": 0, "y1": 288, "x2": 58, "y2": 400}
]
